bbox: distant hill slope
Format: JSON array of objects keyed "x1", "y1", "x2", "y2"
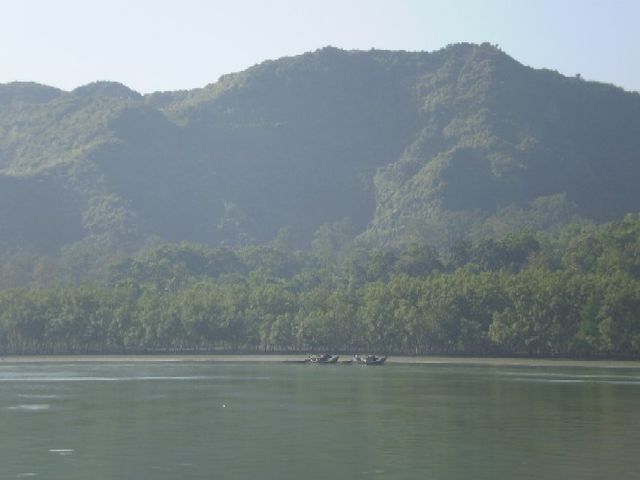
[{"x1": 1, "y1": 43, "x2": 639, "y2": 255}]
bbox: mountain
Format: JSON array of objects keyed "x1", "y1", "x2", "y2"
[{"x1": 1, "y1": 43, "x2": 639, "y2": 258}]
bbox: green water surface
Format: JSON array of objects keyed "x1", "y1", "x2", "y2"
[{"x1": 1, "y1": 362, "x2": 639, "y2": 479}]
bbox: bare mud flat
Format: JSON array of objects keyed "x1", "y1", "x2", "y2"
[
  {"x1": 391, "y1": 356, "x2": 640, "y2": 369},
  {"x1": 1, "y1": 354, "x2": 640, "y2": 369}
]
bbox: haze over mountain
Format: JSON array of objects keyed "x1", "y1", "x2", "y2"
[{"x1": 2, "y1": 43, "x2": 640, "y2": 258}]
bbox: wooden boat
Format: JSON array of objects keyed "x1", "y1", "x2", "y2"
[
  {"x1": 308, "y1": 353, "x2": 339, "y2": 364},
  {"x1": 366, "y1": 355, "x2": 387, "y2": 365},
  {"x1": 354, "y1": 354, "x2": 387, "y2": 365}
]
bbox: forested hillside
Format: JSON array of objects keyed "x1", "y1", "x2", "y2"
[
  {"x1": 2, "y1": 43, "x2": 640, "y2": 262},
  {"x1": 2, "y1": 44, "x2": 640, "y2": 358}
]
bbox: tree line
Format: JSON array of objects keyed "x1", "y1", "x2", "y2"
[{"x1": 1, "y1": 215, "x2": 640, "y2": 357}]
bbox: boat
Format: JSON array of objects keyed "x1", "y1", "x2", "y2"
[
  {"x1": 308, "y1": 353, "x2": 340, "y2": 364},
  {"x1": 354, "y1": 354, "x2": 387, "y2": 365}
]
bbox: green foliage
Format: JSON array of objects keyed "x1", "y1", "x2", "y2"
[
  {"x1": 2, "y1": 216, "x2": 640, "y2": 357},
  {"x1": 2, "y1": 46, "x2": 640, "y2": 357},
  {"x1": 2, "y1": 45, "x2": 640, "y2": 257}
]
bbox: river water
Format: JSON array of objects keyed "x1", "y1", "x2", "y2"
[{"x1": 1, "y1": 361, "x2": 639, "y2": 479}]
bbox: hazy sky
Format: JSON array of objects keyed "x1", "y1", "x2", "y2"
[{"x1": 1, "y1": 0, "x2": 638, "y2": 93}]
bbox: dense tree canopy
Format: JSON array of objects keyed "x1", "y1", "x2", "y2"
[
  {"x1": 2, "y1": 216, "x2": 640, "y2": 357},
  {"x1": 2, "y1": 45, "x2": 640, "y2": 357},
  {"x1": 2, "y1": 44, "x2": 640, "y2": 255}
]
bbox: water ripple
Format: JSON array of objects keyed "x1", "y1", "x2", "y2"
[{"x1": 7, "y1": 404, "x2": 50, "y2": 411}]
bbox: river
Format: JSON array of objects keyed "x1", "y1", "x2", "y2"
[{"x1": 1, "y1": 361, "x2": 639, "y2": 479}]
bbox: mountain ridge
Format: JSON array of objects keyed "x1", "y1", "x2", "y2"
[{"x1": 1, "y1": 43, "x2": 639, "y2": 259}]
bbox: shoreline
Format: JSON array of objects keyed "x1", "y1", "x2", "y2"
[{"x1": 1, "y1": 354, "x2": 640, "y2": 369}]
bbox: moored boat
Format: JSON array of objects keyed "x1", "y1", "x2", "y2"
[
  {"x1": 354, "y1": 354, "x2": 387, "y2": 365},
  {"x1": 308, "y1": 353, "x2": 340, "y2": 364}
]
